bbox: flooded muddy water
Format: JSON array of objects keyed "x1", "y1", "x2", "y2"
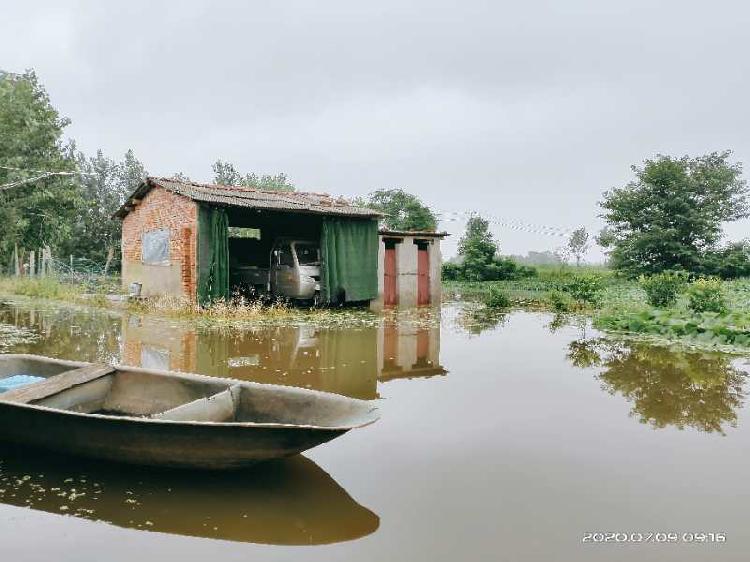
[{"x1": 1, "y1": 298, "x2": 749, "y2": 561}]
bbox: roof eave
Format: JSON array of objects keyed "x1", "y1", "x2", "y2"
[{"x1": 113, "y1": 179, "x2": 154, "y2": 220}]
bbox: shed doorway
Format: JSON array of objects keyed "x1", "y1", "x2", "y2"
[{"x1": 416, "y1": 241, "x2": 430, "y2": 306}]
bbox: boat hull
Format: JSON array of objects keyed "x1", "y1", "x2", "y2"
[{"x1": 0, "y1": 402, "x2": 347, "y2": 469}]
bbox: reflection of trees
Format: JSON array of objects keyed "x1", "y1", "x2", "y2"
[
  {"x1": 568, "y1": 339, "x2": 746, "y2": 433},
  {"x1": 566, "y1": 339, "x2": 603, "y2": 369},
  {"x1": 0, "y1": 302, "x2": 121, "y2": 364},
  {"x1": 454, "y1": 304, "x2": 508, "y2": 335}
]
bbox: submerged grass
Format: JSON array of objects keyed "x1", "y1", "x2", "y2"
[
  {"x1": 125, "y1": 294, "x2": 382, "y2": 328},
  {"x1": 127, "y1": 294, "x2": 442, "y2": 330}
]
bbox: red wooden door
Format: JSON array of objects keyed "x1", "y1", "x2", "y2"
[
  {"x1": 417, "y1": 244, "x2": 430, "y2": 305},
  {"x1": 384, "y1": 243, "x2": 398, "y2": 306}
]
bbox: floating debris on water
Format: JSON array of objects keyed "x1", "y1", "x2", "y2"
[{"x1": 0, "y1": 322, "x2": 38, "y2": 352}]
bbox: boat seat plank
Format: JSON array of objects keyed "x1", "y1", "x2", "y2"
[
  {"x1": 0, "y1": 364, "x2": 116, "y2": 405},
  {"x1": 152, "y1": 386, "x2": 240, "y2": 423}
]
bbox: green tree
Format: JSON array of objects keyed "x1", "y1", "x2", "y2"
[
  {"x1": 360, "y1": 188, "x2": 438, "y2": 231},
  {"x1": 0, "y1": 70, "x2": 80, "y2": 272},
  {"x1": 449, "y1": 215, "x2": 536, "y2": 281},
  {"x1": 458, "y1": 215, "x2": 498, "y2": 281},
  {"x1": 566, "y1": 227, "x2": 589, "y2": 266},
  {"x1": 66, "y1": 148, "x2": 147, "y2": 271},
  {"x1": 212, "y1": 159, "x2": 294, "y2": 191},
  {"x1": 598, "y1": 152, "x2": 749, "y2": 276}
]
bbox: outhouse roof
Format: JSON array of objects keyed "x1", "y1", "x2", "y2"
[{"x1": 379, "y1": 229, "x2": 450, "y2": 238}]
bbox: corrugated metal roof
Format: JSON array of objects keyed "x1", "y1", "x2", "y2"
[{"x1": 115, "y1": 177, "x2": 382, "y2": 219}]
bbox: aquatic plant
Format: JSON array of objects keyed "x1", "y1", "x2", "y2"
[{"x1": 594, "y1": 307, "x2": 750, "y2": 351}]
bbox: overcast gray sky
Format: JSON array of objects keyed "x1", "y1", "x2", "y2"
[{"x1": 3, "y1": 0, "x2": 750, "y2": 259}]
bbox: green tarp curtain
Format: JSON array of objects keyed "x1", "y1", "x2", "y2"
[
  {"x1": 321, "y1": 219, "x2": 379, "y2": 304},
  {"x1": 197, "y1": 205, "x2": 229, "y2": 305}
]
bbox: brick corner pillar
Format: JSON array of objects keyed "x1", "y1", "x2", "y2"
[{"x1": 181, "y1": 226, "x2": 195, "y2": 301}]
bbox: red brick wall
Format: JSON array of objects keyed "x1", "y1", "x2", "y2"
[{"x1": 121, "y1": 186, "x2": 198, "y2": 299}]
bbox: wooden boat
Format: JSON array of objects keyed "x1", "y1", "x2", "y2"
[{"x1": 0, "y1": 354, "x2": 379, "y2": 469}]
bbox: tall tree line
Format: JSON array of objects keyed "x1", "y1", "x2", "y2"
[{"x1": 0, "y1": 70, "x2": 148, "y2": 273}]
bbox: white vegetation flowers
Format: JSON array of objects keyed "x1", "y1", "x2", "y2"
[{"x1": 0, "y1": 323, "x2": 37, "y2": 351}]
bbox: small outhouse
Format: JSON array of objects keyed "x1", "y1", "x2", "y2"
[{"x1": 371, "y1": 230, "x2": 449, "y2": 310}]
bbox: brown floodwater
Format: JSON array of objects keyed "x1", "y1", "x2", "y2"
[{"x1": 0, "y1": 298, "x2": 749, "y2": 561}]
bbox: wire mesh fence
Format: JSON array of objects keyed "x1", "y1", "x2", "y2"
[
  {"x1": 48, "y1": 258, "x2": 121, "y2": 291},
  {"x1": 1, "y1": 253, "x2": 121, "y2": 294}
]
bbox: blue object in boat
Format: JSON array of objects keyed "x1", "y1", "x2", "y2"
[{"x1": 0, "y1": 374, "x2": 45, "y2": 393}]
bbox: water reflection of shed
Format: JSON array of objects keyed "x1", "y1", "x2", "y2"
[
  {"x1": 120, "y1": 317, "x2": 446, "y2": 398},
  {"x1": 379, "y1": 322, "x2": 447, "y2": 381}
]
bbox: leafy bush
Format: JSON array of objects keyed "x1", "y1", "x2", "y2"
[
  {"x1": 638, "y1": 271, "x2": 687, "y2": 308},
  {"x1": 546, "y1": 290, "x2": 574, "y2": 312},
  {"x1": 441, "y1": 262, "x2": 462, "y2": 281},
  {"x1": 687, "y1": 278, "x2": 727, "y2": 313},
  {"x1": 485, "y1": 286, "x2": 511, "y2": 309},
  {"x1": 484, "y1": 258, "x2": 537, "y2": 281},
  {"x1": 443, "y1": 257, "x2": 537, "y2": 282},
  {"x1": 563, "y1": 274, "x2": 604, "y2": 304}
]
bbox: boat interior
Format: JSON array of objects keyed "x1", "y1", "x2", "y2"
[{"x1": 0, "y1": 355, "x2": 376, "y2": 428}]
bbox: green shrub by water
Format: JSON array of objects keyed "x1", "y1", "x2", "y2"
[
  {"x1": 546, "y1": 290, "x2": 574, "y2": 312},
  {"x1": 442, "y1": 258, "x2": 536, "y2": 282},
  {"x1": 639, "y1": 271, "x2": 687, "y2": 307},
  {"x1": 485, "y1": 286, "x2": 511, "y2": 309},
  {"x1": 563, "y1": 274, "x2": 604, "y2": 305},
  {"x1": 687, "y1": 278, "x2": 727, "y2": 313}
]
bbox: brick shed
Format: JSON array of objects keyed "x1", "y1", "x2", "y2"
[{"x1": 115, "y1": 177, "x2": 383, "y2": 304}]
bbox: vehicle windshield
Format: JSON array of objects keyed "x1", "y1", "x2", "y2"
[{"x1": 295, "y1": 243, "x2": 320, "y2": 265}]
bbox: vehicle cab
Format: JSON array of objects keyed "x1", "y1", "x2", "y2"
[{"x1": 270, "y1": 239, "x2": 321, "y2": 301}]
